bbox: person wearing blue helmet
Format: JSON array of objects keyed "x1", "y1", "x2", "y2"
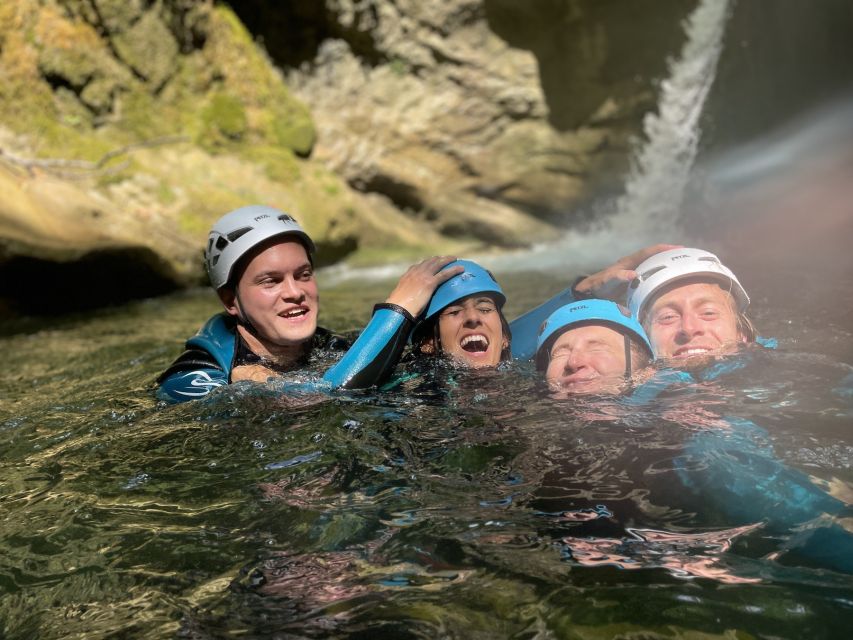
[
  {"x1": 535, "y1": 300, "x2": 654, "y2": 395},
  {"x1": 411, "y1": 260, "x2": 511, "y2": 368}
]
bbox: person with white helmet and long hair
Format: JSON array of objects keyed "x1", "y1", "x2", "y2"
[
  {"x1": 157, "y1": 204, "x2": 462, "y2": 402},
  {"x1": 509, "y1": 244, "x2": 758, "y2": 365},
  {"x1": 625, "y1": 247, "x2": 756, "y2": 362}
]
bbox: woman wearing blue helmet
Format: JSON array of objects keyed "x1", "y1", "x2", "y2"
[
  {"x1": 535, "y1": 300, "x2": 653, "y2": 395},
  {"x1": 410, "y1": 260, "x2": 511, "y2": 368}
]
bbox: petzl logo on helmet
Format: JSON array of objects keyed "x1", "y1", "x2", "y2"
[
  {"x1": 570, "y1": 305, "x2": 588, "y2": 312},
  {"x1": 253, "y1": 214, "x2": 271, "y2": 222},
  {"x1": 671, "y1": 254, "x2": 690, "y2": 260}
]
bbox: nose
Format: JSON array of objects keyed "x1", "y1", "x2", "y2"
[
  {"x1": 280, "y1": 277, "x2": 304, "y2": 301},
  {"x1": 675, "y1": 312, "x2": 703, "y2": 341},
  {"x1": 563, "y1": 352, "x2": 587, "y2": 374},
  {"x1": 461, "y1": 307, "x2": 482, "y2": 327}
]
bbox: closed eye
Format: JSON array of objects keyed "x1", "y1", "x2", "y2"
[{"x1": 654, "y1": 311, "x2": 679, "y2": 324}]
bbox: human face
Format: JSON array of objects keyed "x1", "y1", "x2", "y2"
[
  {"x1": 222, "y1": 239, "x2": 318, "y2": 349},
  {"x1": 544, "y1": 324, "x2": 629, "y2": 395},
  {"x1": 436, "y1": 295, "x2": 507, "y2": 368},
  {"x1": 644, "y1": 280, "x2": 744, "y2": 361}
]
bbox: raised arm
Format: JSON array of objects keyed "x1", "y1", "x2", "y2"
[
  {"x1": 323, "y1": 257, "x2": 464, "y2": 389},
  {"x1": 509, "y1": 244, "x2": 680, "y2": 360}
]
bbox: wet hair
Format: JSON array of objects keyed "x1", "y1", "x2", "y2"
[{"x1": 737, "y1": 313, "x2": 757, "y2": 342}]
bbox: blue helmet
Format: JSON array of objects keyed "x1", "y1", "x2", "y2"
[
  {"x1": 535, "y1": 299, "x2": 653, "y2": 370},
  {"x1": 423, "y1": 260, "x2": 506, "y2": 319}
]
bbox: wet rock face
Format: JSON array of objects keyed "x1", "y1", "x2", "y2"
[
  {"x1": 233, "y1": 0, "x2": 693, "y2": 242},
  {"x1": 0, "y1": 0, "x2": 701, "y2": 312}
]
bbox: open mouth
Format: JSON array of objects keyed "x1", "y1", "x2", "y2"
[
  {"x1": 280, "y1": 307, "x2": 309, "y2": 319},
  {"x1": 672, "y1": 346, "x2": 714, "y2": 358},
  {"x1": 460, "y1": 334, "x2": 489, "y2": 353}
]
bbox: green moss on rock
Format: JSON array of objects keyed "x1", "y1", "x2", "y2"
[
  {"x1": 242, "y1": 146, "x2": 302, "y2": 183},
  {"x1": 270, "y1": 109, "x2": 316, "y2": 157},
  {"x1": 110, "y1": 8, "x2": 179, "y2": 90},
  {"x1": 198, "y1": 93, "x2": 248, "y2": 151}
]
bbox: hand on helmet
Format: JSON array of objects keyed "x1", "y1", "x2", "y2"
[
  {"x1": 385, "y1": 256, "x2": 464, "y2": 317},
  {"x1": 574, "y1": 244, "x2": 683, "y2": 302}
]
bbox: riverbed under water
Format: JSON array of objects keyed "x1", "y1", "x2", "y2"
[{"x1": 1, "y1": 255, "x2": 852, "y2": 639}]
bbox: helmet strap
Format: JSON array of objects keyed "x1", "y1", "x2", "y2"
[
  {"x1": 623, "y1": 333, "x2": 633, "y2": 380},
  {"x1": 234, "y1": 288, "x2": 263, "y2": 340}
]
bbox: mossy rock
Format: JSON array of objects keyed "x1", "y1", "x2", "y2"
[
  {"x1": 198, "y1": 93, "x2": 248, "y2": 151},
  {"x1": 110, "y1": 8, "x2": 179, "y2": 90},
  {"x1": 271, "y1": 109, "x2": 316, "y2": 158}
]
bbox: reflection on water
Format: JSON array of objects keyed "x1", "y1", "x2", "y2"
[{"x1": 1, "y1": 270, "x2": 852, "y2": 639}]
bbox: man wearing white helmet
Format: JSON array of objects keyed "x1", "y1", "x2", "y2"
[
  {"x1": 157, "y1": 204, "x2": 460, "y2": 402},
  {"x1": 626, "y1": 247, "x2": 755, "y2": 362}
]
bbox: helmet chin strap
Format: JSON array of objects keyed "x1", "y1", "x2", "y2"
[
  {"x1": 234, "y1": 288, "x2": 263, "y2": 340},
  {"x1": 624, "y1": 333, "x2": 633, "y2": 381}
]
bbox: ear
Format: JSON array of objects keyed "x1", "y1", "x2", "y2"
[
  {"x1": 419, "y1": 339, "x2": 436, "y2": 355},
  {"x1": 218, "y1": 288, "x2": 240, "y2": 317}
]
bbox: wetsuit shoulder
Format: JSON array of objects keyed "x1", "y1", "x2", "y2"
[
  {"x1": 186, "y1": 312, "x2": 238, "y2": 372},
  {"x1": 156, "y1": 313, "x2": 236, "y2": 403},
  {"x1": 509, "y1": 286, "x2": 579, "y2": 361}
]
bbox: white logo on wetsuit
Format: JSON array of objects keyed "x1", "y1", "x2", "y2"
[{"x1": 174, "y1": 370, "x2": 226, "y2": 397}]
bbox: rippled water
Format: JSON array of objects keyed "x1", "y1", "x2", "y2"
[{"x1": 1, "y1": 265, "x2": 852, "y2": 639}]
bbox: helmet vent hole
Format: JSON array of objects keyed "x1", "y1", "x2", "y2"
[
  {"x1": 227, "y1": 227, "x2": 252, "y2": 242},
  {"x1": 640, "y1": 265, "x2": 666, "y2": 280},
  {"x1": 698, "y1": 256, "x2": 720, "y2": 264},
  {"x1": 211, "y1": 255, "x2": 220, "y2": 266},
  {"x1": 215, "y1": 236, "x2": 229, "y2": 250},
  {"x1": 278, "y1": 214, "x2": 295, "y2": 223}
]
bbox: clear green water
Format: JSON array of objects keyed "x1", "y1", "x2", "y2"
[{"x1": 1, "y1": 269, "x2": 852, "y2": 639}]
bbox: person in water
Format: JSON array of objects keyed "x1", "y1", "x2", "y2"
[
  {"x1": 157, "y1": 204, "x2": 462, "y2": 402},
  {"x1": 507, "y1": 244, "x2": 681, "y2": 361},
  {"x1": 410, "y1": 260, "x2": 511, "y2": 368},
  {"x1": 535, "y1": 299, "x2": 654, "y2": 395},
  {"x1": 626, "y1": 247, "x2": 757, "y2": 363}
]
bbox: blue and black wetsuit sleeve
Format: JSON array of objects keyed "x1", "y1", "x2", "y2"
[
  {"x1": 155, "y1": 348, "x2": 228, "y2": 402},
  {"x1": 508, "y1": 283, "x2": 580, "y2": 360},
  {"x1": 323, "y1": 303, "x2": 416, "y2": 389},
  {"x1": 155, "y1": 313, "x2": 235, "y2": 403}
]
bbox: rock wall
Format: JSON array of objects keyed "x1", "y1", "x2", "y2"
[
  {"x1": 0, "y1": 0, "x2": 462, "y2": 312},
  {"x1": 0, "y1": 0, "x2": 703, "y2": 313},
  {"x1": 266, "y1": 0, "x2": 692, "y2": 239}
]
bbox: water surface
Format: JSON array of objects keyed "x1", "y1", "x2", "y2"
[{"x1": 1, "y1": 266, "x2": 851, "y2": 639}]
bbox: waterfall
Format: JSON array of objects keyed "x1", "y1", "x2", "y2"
[
  {"x1": 479, "y1": 0, "x2": 733, "y2": 274},
  {"x1": 610, "y1": 0, "x2": 732, "y2": 233},
  {"x1": 322, "y1": 0, "x2": 734, "y2": 283}
]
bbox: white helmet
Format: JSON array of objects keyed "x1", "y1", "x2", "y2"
[
  {"x1": 627, "y1": 248, "x2": 749, "y2": 320},
  {"x1": 204, "y1": 205, "x2": 315, "y2": 290}
]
